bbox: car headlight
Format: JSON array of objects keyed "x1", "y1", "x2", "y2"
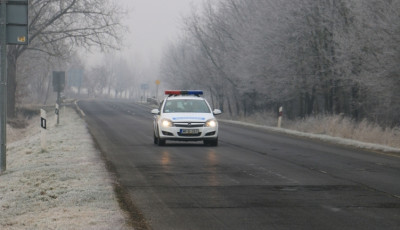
[
  {"x1": 205, "y1": 119, "x2": 217, "y2": 128},
  {"x1": 161, "y1": 119, "x2": 173, "y2": 128}
]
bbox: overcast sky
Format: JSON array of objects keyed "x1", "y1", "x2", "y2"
[
  {"x1": 123, "y1": 0, "x2": 202, "y2": 58},
  {"x1": 85, "y1": 0, "x2": 204, "y2": 75},
  {"x1": 101, "y1": 0, "x2": 204, "y2": 65}
]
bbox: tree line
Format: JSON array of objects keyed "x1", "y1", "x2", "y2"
[{"x1": 161, "y1": 0, "x2": 400, "y2": 127}]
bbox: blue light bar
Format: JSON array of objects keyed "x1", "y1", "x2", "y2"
[
  {"x1": 185, "y1": 90, "x2": 203, "y2": 95},
  {"x1": 165, "y1": 90, "x2": 203, "y2": 96}
]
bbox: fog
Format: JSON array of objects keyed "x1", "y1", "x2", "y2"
[
  {"x1": 123, "y1": 0, "x2": 201, "y2": 61},
  {"x1": 84, "y1": 0, "x2": 204, "y2": 80},
  {"x1": 9, "y1": 0, "x2": 400, "y2": 127}
]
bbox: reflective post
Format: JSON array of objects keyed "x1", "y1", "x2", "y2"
[
  {"x1": 40, "y1": 109, "x2": 47, "y2": 151},
  {"x1": 55, "y1": 103, "x2": 59, "y2": 125},
  {"x1": 56, "y1": 94, "x2": 60, "y2": 125},
  {"x1": 277, "y1": 106, "x2": 283, "y2": 128}
]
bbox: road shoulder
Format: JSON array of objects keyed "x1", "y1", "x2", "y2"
[{"x1": 0, "y1": 106, "x2": 129, "y2": 229}]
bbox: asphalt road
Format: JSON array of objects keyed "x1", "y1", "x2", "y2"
[{"x1": 78, "y1": 99, "x2": 400, "y2": 230}]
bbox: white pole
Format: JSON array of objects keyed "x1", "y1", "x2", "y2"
[
  {"x1": 55, "y1": 103, "x2": 59, "y2": 125},
  {"x1": 40, "y1": 109, "x2": 47, "y2": 151},
  {"x1": 277, "y1": 106, "x2": 283, "y2": 128}
]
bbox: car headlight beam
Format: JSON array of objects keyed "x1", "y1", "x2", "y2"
[
  {"x1": 161, "y1": 119, "x2": 173, "y2": 128},
  {"x1": 206, "y1": 119, "x2": 217, "y2": 128}
]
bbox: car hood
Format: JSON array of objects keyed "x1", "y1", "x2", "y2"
[{"x1": 162, "y1": 113, "x2": 214, "y2": 122}]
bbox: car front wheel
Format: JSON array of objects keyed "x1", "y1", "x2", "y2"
[
  {"x1": 158, "y1": 138, "x2": 166, "y2": 146},
  {"x1": 156, "y1": 127, "x2": 166, "y2": 146},
  {"x1": 204, "y1": 138, "x2": 218, "y2": 146},
  {"x1": 153, "y1": 131, "x2": 158, "y2": 144}
]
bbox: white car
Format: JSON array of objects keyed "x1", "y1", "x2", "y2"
[{"x1": 151, "y1": 90, "x2": 222, "y2": 146}]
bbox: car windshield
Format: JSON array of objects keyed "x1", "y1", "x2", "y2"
[{"x1": 163, "y1": 99, "x2": 210, "y2": 113}]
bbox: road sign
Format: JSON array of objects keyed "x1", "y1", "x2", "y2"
[
  {"x1": 155, "y1": 80, "x2": 160, "y2": 85},
  {"x1": 6, "y1": 4, "x2": 28, "y2": 24},
  {"x1": 141, "y1": 83, "x2": 149, "y2": 90},
  {"x1": 68, "y1": 68, "x2": 83, "y2": 88},
  {"x1": 2, "y1": 0, "x2": 29, "y2": 45},
  {"x1": 6, "y1": 25, "x2": 27, "y2": 44},
  {"x1": 1, "y1": 0, "x2": 29, "y2": 173},
  {"x1": 53, "y1": 71, "x2": 66, "y2": 92},
  {"x1": 8, "y1": 0, "x2": 29, "y2": 2}
]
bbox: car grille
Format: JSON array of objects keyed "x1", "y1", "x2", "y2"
[
  {"x1": 174, "y1": 122, "x2": 204, "y2": 128},
  {"x1": 177, "y1": 132, "x2": 202, "y2": 137}
]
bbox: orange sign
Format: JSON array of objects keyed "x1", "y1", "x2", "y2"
[
  {"x1": 155, "y1": 80, "x2": 161, "y2": 85},
  {"x1": 17, "y1": 36, "x2": 26, "y2": 43}
]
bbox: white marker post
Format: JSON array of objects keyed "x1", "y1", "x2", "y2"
[
  {"x1": 277, "y1": 106, "x2": 283, "y2": 128},
  {"x1": 55, "y1": 103, "x2": 59, "y2": 125},
  {"x1": 40, "y1": 109, "x2": 47, "y2": 151}
]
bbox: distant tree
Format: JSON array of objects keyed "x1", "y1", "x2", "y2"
[{"x1": 17, "y1": 50, "x2": 68, "y2": 105}]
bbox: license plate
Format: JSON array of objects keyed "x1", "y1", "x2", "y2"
[{"x1": 180, "y1": 129, "x2": 199, "y2": 134}]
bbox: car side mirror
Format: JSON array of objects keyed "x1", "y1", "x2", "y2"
[
  {"x1": 213, "y1": 109, "x2": 222, "y2": 115},
  {"x1": 151, "y1": 109, "x2": 160, "y2": 115}
]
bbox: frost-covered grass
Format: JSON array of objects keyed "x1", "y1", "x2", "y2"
[
  {"x1": 223, "y1": 112, "x2": 400, "y2": 150},
  {"x1": 1, "y1": 107, "x2": 129, "y2": 229},
  {"x1": 287, "y1": 115, "x2": 400, "y2": 149},
  {"x1": 220, "y1": 111, "x2": 277, "y2": 127}
]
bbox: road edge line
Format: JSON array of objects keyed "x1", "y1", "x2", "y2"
[{"x1": 74, "y1": 100, "x2": 86, "y2": 117}]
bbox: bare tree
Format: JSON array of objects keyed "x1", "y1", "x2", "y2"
[
  {"x1": 7, "y1": 0, "x2": 124, "y2": 117},
  {"x1": 161, "y1": 0, "x2": 400, "y2": 125},
  {"x1": 17, "y1": 50, "x2": 67, "y2": 105}
]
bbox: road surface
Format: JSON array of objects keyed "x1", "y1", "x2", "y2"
[{"x1": 78, "y1": 99, "x2": 400, "y2": 230}]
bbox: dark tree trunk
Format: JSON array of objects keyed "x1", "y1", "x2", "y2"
[{"x1": 226, "y1": 95, "x2": 232, "y2": 116}]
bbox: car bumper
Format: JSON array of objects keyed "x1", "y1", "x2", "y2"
[{"x1": 159, "y1": 126, "x2": 218, "y2": 141}]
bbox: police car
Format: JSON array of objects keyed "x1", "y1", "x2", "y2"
[{"x1": 151, "y1": 90, "x2": 222, "y2": 146}]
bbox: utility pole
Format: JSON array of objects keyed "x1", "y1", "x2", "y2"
[
  {"x1": 0, "y1": 0, "x2": 7, "y2": 173},
  {"x1": 53, "y1": 71, "x2": 65, "y2": 125},
  {"x1": 0, "y1": 0, "x2": 29, "y2": 173},
  {"x1": 155, "y1": 80, "x2": 160, "y2": 103}
]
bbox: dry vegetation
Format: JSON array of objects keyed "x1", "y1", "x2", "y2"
[
  {"x1": 289, "y1": 116, "x2": 400, "y2": 148},
  {"x1": 6, "y1": 105, "x2": 51, "y2": 144},
  {"x1": 226, "y1": 112, "x2": 400, "y2": 149},
  {"x1": 6, "y1": 117, "x2": 38, "y2": 144}
]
